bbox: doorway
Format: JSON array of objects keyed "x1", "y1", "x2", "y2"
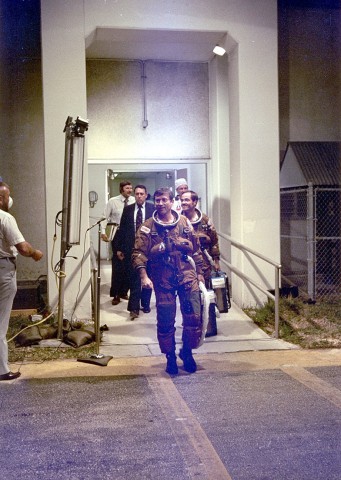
[{"x1": 88, "y1": 161, "x2": 208, "y2": 258}]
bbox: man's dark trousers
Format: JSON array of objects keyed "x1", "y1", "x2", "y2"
[
  {"x1": 110, "y1": 234, "x2": 129, "y2": 298},
  {"x1": 127, "y1": 267, "x2": 152, "y2": 312}
]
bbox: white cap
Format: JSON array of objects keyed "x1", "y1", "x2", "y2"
[{"x1": 175, "y1": 178, "x2": 188, "y2": 190}]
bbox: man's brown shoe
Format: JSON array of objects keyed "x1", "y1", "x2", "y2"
[
  {"x1": 112, "y1": 296, "x2": 120, "y2": 305},
  {"x1": 130, "y1": 310, "x2": 139, "y2": 321}
]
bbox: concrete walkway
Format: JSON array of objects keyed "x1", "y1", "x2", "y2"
[{"x1": 98, "y1": 263, "x2": 298, "y2": 358}]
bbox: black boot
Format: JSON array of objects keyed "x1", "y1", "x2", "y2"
[
  {"x1": 179, "y1": 347, "x2": 197, "y2": 373},
  {"x1": 165, "y1": 353, "x2": 178, "y2": 375}
]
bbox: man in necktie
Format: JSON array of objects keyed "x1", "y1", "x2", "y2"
[{"x1": 116, "y1": 185, "x2": 154, "y2": 320}]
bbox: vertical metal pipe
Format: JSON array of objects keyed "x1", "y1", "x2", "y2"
[
  {"x1": 57, "y1": 121, "x2": 73, "y2": 339},
  {"x1": 141, "y1": 60, "x2": 148, "y2": 128},
  {"x1": 95, "y1": 222, "x2": 102, "y2": 355},
  {"x1": 274, "y1": 265, "x2": 281, "y2": 338},
  {"x1": 57, "y1": 259, "x2": 66, "y2": 339}
]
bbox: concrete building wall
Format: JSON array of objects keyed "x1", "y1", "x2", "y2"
[
  {"x1": 38, "y1": 0, "x2": 280, "y2": 311},
  {"x1": 40, "y1": 0, "x2": 90, "y2": 318},
  {"x1": 0, "y1": 58, "x2": 47, "y2": 280},
  {"x1": 87, "y1": 60, "x2": 209, "y2": 159}
]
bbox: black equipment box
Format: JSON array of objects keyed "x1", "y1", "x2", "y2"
[
  {"x1": 211, "y1": 271, "x2": 231, "y2": 313},
  {"x1": 12, "y1": 280, "x2": 46, "y2": 310}
]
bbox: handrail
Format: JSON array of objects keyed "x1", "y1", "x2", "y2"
[{"x1": 217, "y1": 232, "x2": 282, "y2": 338}]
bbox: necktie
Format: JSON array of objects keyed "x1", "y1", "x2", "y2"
[
  {"x1": 136, "y1": 205, "x2": 143, "y2": 232},
  {"x1": 124, "y1": 198, "x2": 129, "y2": 207}
]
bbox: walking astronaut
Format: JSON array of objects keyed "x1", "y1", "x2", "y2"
[
  {"x1": 181, "y1": 190, "x2": 221, "y2": 337},
  {"x1": 132, "y1": 187, "x2": 205, "y2": 375}
]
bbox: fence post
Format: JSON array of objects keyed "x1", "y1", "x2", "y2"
[{"x1": 307, "y1": 182, "x2": 315, "y2": 302}]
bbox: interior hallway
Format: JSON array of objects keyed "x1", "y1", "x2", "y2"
[{"x1": 98, "y1": 262, "x2": 298, "y2": 358}]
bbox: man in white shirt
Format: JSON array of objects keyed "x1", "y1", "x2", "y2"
[
  {"x1": 0, "y1": 182, "x2": 43, "y2": 381},
  {"x1": 101, "y1": 181, "x2": 135, "y2": 305}
]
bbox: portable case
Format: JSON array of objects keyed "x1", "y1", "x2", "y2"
[{"x1": 210, "y1": 270, "x2": 231, "y2": 313}]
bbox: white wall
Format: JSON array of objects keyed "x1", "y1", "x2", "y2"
[
  {"x1": 231, "y1": 30, "x2": 280, "y2": 306},
  {"x1": 87, "y1": 60, "x2": 209, "y2": 159},
  {"x1": 41, "y1": 0, "x2": 91, "y2": 319}
]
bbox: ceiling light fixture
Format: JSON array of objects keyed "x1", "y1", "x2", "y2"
[{"x1": 213, "y1": 45, "x2": 226, "y2": 56}]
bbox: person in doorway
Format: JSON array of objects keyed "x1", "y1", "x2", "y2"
[
  {"x1": 101, "y1": 181, "x2": 135, "y2": 305},
  {"x1": 116, "y1": 185, "x2": 154, "y2": 320},
  {"x1": 132, "y1": 187, "x2": 204, "y2": 375},
  {"x1": 181, "y1": 190, "x2": 221, "y2": 337},
  {"x1": 173, "y1": 178, "x2": 189, "y2": 214},
  {"x1": 0, "y1": 182, "x2": 43, "y2": 381}
]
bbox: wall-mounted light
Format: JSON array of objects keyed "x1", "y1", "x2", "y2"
[
  {"x1": 166, "y1": 173, "x2": 172, "y2": 180},
  {"x1": 107, "y1": 169, "x2": 118, "y2": 180},
  {"x1": 213, "y1": 45, "x2": 226, "y2": 56}
]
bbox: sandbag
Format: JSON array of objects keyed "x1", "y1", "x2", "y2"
[
  {"x1": 39, "y1": 325, "x2": 58, "y2": 339},
  {"x1": 15, "y1": 325, "x2": 42, "y2": 346},
  {"x1": 63, "y1": 330, "x2": 94, "y2": 348}
]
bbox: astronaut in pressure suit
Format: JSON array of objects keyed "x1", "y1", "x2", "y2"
[
  {"x1": 180, "y1": 190, "x2": 221, "y2": 337},
  {"x1": 132, "y1": 187, "x2": 204, "y2": 375}
]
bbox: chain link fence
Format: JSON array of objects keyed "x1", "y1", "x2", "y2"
[{"x1": 281, "y1": 184, "x2": 341, "y2": 302}]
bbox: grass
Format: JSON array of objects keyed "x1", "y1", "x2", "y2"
[
  {"x1": 244, "y1": 297, "x2": 341, "y2": 348},
  {"x1": 8, "y1": 313, "x2": 96, "y2": 363}
]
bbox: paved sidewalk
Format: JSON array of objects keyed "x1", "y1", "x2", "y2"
[
  {"x1": 97, "y1": 263, "x2": 298, "y2": 358},
  {"x1": 5, "y1": 349, "x2": 341, "y2": 480}
]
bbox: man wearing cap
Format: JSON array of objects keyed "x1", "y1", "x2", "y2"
[
  {"x1": 0, "y1": 182, "x2": 43, "y2": 381},
  {"x1": 173, "y1": 178, "x2": 189, "y2": 214}
]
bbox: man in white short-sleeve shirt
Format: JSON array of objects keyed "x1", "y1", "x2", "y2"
[{"x1": 0, "y1": 182, "x2": 43, "y2": 381}]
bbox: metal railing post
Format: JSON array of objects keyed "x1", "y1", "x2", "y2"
[
  {"x1": 218, "y1": 232, "x2": 282, "y2": 337},
  {"x1": 274, "y1": 266, "x2": 280, "y2": 338}
]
